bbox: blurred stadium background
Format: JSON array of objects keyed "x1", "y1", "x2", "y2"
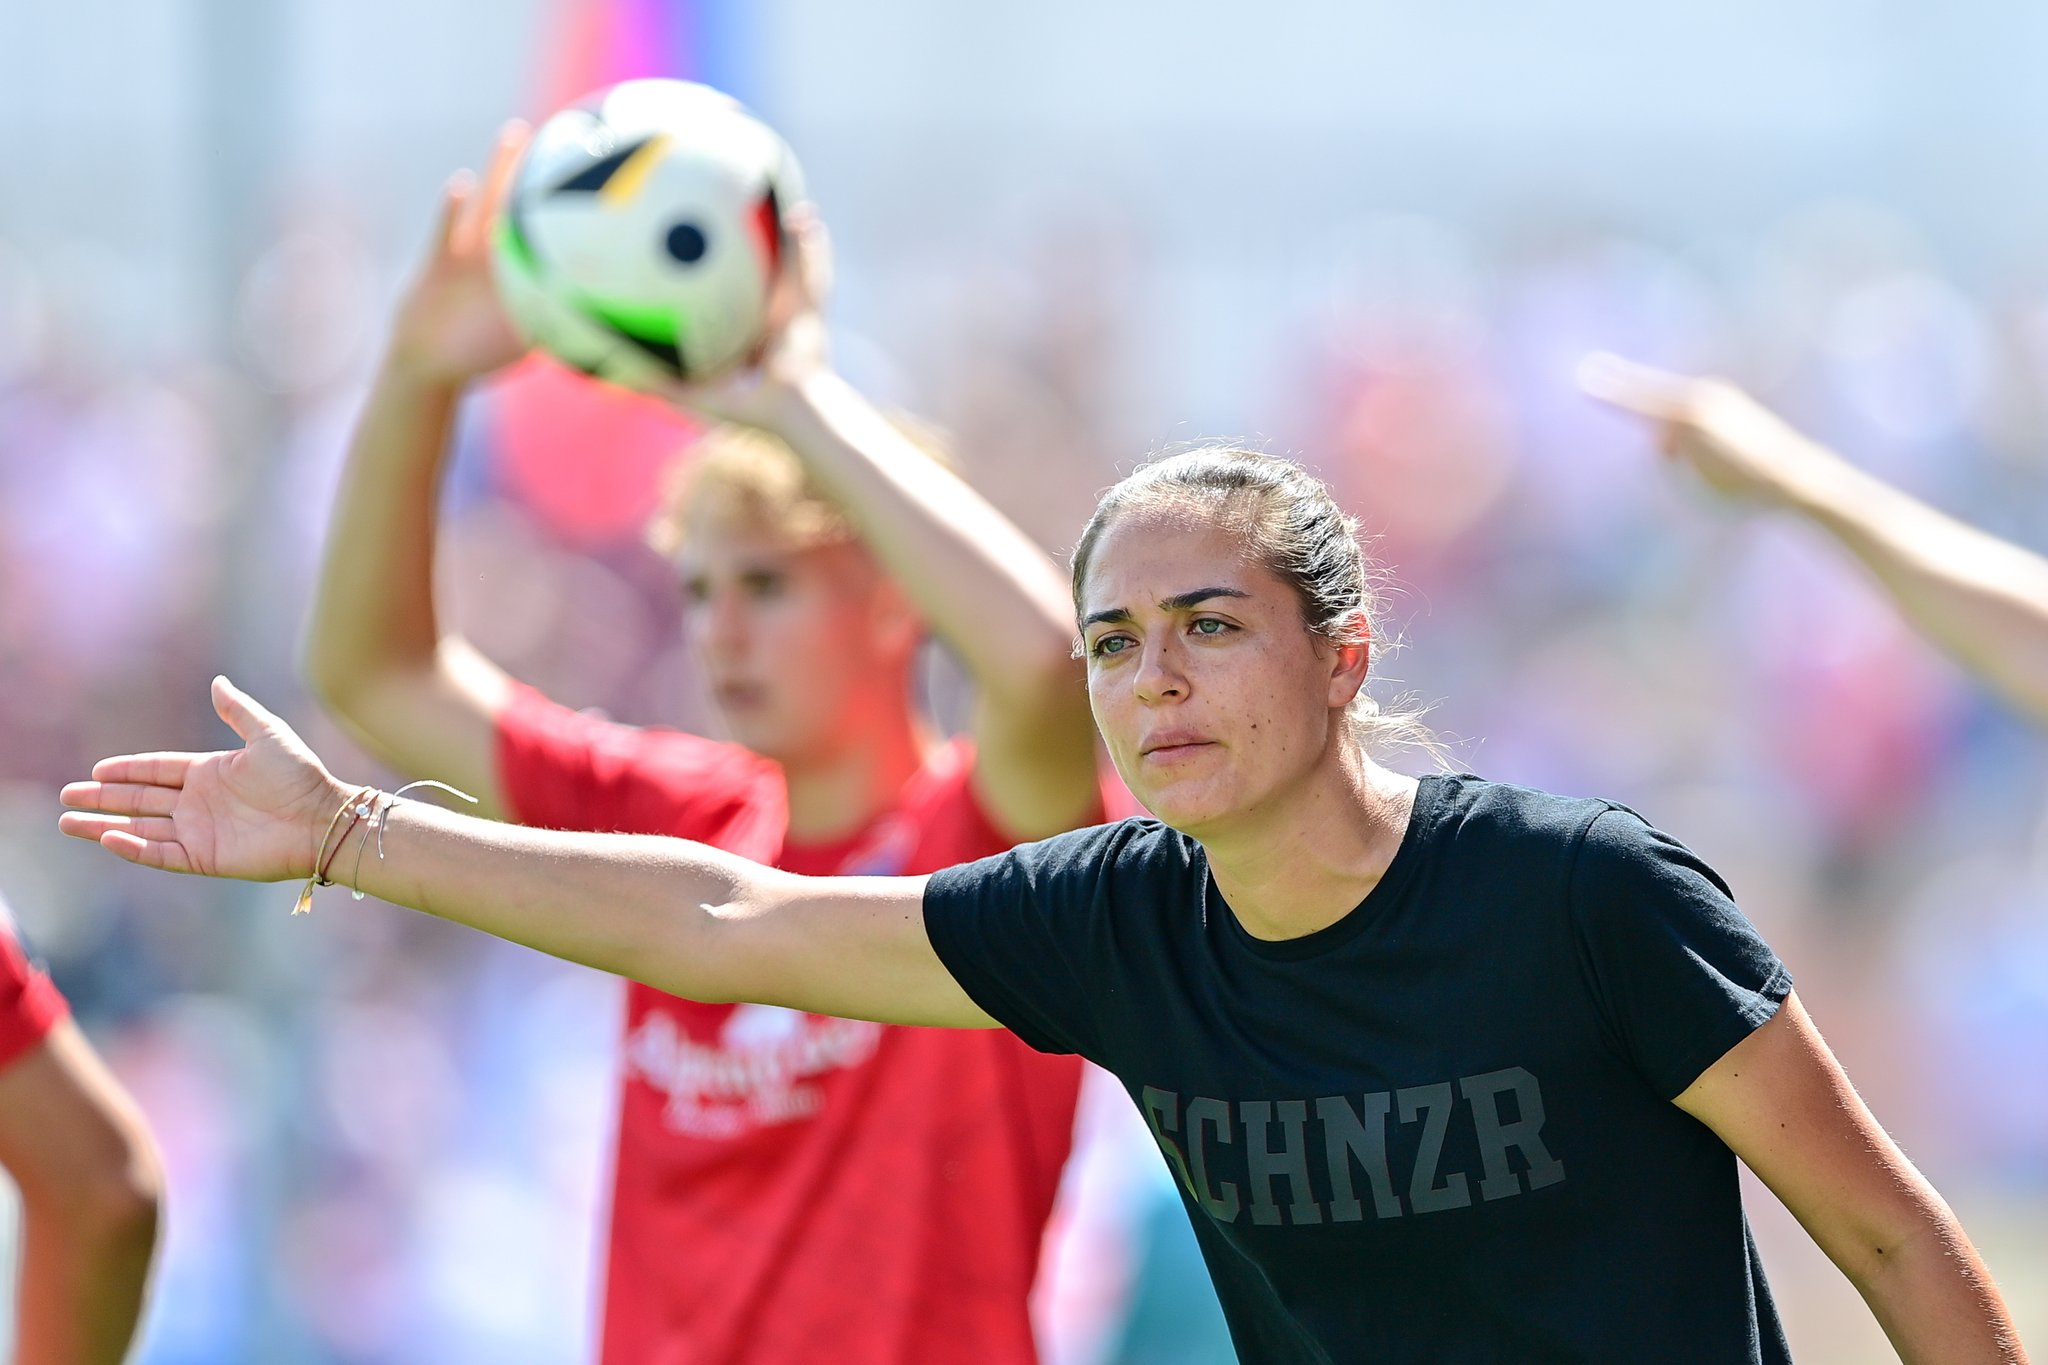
[{"x1": 4, "y1": 0, "x2": 2048, "y2": 1359}]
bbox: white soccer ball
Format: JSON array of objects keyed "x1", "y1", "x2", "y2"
[{"x1": 491, "y1": 79, "x2": 806, "y2": 389}]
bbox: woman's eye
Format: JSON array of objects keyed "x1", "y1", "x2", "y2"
[
  {"x1": 1191, "y1": 618, "x2": 1230, "y2": 637},
  {"x1": 1091, "y1": 635, "x2": 1133, "y2": 658}
]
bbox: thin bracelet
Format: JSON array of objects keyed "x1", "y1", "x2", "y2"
[
  {"x1": 317, "y1": 805, "x2": 367, "y2": 885},
  {"x1": 345, "y1": 779, "x2": 481, "y2": 902},
  {"x1": 294, "y1": 785, "x2": 377, "y2": 916},
  {"x1": 345, "y1": 790, "x2": 393, "y2": 901}
]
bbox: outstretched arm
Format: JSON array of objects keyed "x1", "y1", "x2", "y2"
[
  {"x1": 1582, "y1": 354, "x2": 2048, "y2": 724},
  {"x1": 59, "y1": 680, "x2": 993, "y2": 1031},
  {"x1": 301, "y1": 124, "x2": 535, "y2": 817},
  {"x1": 0, "y1": 1021, "x2": 162, "y2": 1365},
  {"x1": 1677, "y1": 992, "x2": 2027, "y2": 1363},
  {"x1": 667, "y1": 219, "x2": 1100, "y2": 838}
]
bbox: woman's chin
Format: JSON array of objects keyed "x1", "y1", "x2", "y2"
[{"x1": 1132, "y1": 784, "x2": 1234, "y2": 837}]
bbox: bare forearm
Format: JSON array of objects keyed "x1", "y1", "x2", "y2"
[
  {"x1": 16, "y1": 1196, "x2": 156, "y2": 1365},
  {"x1": 1851, "y1": 1215, "x2": 2027, "y2": 1364},
  {"x1": 1782, "y1": 447, "x2": 2048, "y2": 722},
  {"x1": 302, "y1": 352, "x2": 511, "y2": 808},
  {"x1": 768, "y1": 373, "x2": 1082, "y2": 699},
  {"x1": 335, "y1": 798, "x2": 759, "y2": 1000},
  {"x1": 303, "y1": 353, "x2": 464, "y2": 698},
  {"x1": 305, "y1": 798, "x2": 969, "y2": 1024}
]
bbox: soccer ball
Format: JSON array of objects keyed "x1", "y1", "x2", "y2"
[{"x1": 491, "y1": 79, "x2": 806, "y2": 389}]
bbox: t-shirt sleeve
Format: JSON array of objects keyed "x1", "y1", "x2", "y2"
[
  {"x1": 1569, "y1": 808, "x2": 1792, "y2": 1101},
  {"x1": 493, "y1": 679, "x2": 776, "y2": 840},
  {"x1": 0, "y1": 925, "x2": 69, "y2": 1072},
  {"x1": 922, "y1": 823, "x2": 1127, "y2": 1060}
]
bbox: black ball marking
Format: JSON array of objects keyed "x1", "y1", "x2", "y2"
[{"x1": 665, "y1": 223, "x2": 708, "y2": 264}]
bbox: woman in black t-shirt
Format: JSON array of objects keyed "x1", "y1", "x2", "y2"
[{"x1": 61, "y1": 450, "x2": 2027, "y2": 1363}]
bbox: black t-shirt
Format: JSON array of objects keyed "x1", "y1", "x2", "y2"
[{"x1": 924, "y1": 773, "x2": 1794, "y2": 1364}]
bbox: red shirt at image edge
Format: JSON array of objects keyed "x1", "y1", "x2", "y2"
[{"x1": 0, "y1": 914, "x2": 69, "y2": 1072}]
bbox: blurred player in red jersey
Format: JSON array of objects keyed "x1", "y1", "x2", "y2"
[
  {"x1": 0, "y1": 899, "x2": 161, "y2": 1365},
  {"x1": 300, "y1": 123, "x2": 1105, "y2": 1363}
]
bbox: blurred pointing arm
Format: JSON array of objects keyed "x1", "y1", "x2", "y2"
[{"x1": 1583, "y1": 353, "x2": 2048, "y2": 725}]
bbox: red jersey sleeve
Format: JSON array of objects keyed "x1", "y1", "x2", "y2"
[
  {"x1": 0, "y1": 922, "x2": 69, "y2": 1072},
  {"x1": 494, "y1": 681, "x2": 786, "y2": 846}
]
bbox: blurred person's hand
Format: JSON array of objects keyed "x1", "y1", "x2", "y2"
[
  {"x1": 387, "y1": 121, "x2": 533, "y2": 389},
  {"x1": 657, "y1": 206, "x2": 834, "y2": 434},
  {"x1": 59, "y1": 677, "x2": 347, "y2": 881},
  {"x1": 1581, "y1": 349, "x2": 2048, "y2": 725},
  {"x1": 1577, "y1": 353, "x2": 1847, "y2": 508}
]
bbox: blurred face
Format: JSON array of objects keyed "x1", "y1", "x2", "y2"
[
  {"x1": 677, "y1": 513, "x2": 917, "y2": 767},
  {"x1": 1078, "y1": 507, "x2": 1365, "y2": 837}
]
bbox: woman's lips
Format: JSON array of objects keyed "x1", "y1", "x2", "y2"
[{"x1": 1141, "y1": 738, "x2": 1214, "y2": 762}]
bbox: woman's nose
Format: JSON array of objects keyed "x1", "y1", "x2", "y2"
[{"x1": 1133, "y1": 638, "x2": 1186, "y2": 704}]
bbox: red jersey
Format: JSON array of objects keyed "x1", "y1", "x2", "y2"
[
  {"x1": 0, "y1": 902, "x2": 69, "y2": 1072},
  {"x1": 496, "y1": 683, "x2": 1086, "y2": 1365}
]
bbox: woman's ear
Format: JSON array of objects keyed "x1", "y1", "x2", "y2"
[{"x1": 1325, "y1": 611, "x2": 1372, "y2": 709}]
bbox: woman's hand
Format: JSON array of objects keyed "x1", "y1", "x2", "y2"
[
  {"x1": 385, "y1": 121, "x2": 534, "y2": 388},
  {"x1": 59, "y1": 678, "x2": 350, "y2": 882},
  {"x1": 657, "y1": 205, "x2": 835, "y2": 432}
]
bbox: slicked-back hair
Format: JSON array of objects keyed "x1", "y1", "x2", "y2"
[{"x1": 1072, "y1": 446, "x2": 1441, "y2": 761}]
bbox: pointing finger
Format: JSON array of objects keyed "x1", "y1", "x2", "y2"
[{"x1": 1576, "y1": 352, "x2": 1695, "y2": 418}]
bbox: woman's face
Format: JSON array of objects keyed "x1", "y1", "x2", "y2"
[
  {"x1": 1078, "y1": 506, "x2": 1367, "y2": 837},
  {"x1": 678, "y1": 513, "x2": 918, "y2": 767}
]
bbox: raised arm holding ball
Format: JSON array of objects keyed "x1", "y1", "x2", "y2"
[{"x1": 302, "y1": 100, "x2": 1103, "y2": 1365}]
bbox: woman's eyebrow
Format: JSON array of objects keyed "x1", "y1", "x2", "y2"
[
  {"x1": 1081, "y1": 587, "x2": 1250, "y2": 632},
  {"x1": 1159, "y1": 587, "x2": 1250, "y2": 612}
]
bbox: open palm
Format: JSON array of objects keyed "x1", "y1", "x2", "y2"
[
  {"x1": 59, "y1": 678, "x2": 346, "y2": 883},
  {"x1": 659, "y1": 207, "x2": 834, "y2": 430}
]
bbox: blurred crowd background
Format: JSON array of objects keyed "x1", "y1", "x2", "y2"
[{"x1": 5, "y1": 0, "x2": 2048, "y2": 1360}]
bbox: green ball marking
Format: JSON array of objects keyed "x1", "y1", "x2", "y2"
[
  {"x1": 494, "y1": 213, "x2": 543, "y2": 281},
  {"x1": 580, "y1": 295, "x2": 692, "y2": 375},
  {"x1": 581, "y1": 295, "x2": 686, "y2": 347}
]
